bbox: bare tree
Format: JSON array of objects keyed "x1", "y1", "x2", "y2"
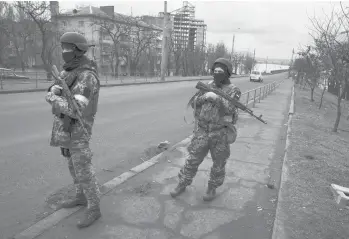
[
  {"x1": 214, "y1": 42, "x2": 230, "y2": 59},
  {"x1": 319, "y1": 69, "x2": 332, "y2": 109},
  {"x1": 244, "y1": 54, "x2": 255, "y2": 73},
  {"x1": 309, "y1": 6, "x2": 348, "y2": 132},
  {"x1": 231, "y1": 52, "x2": 244, "y2": 74},
  {"x1": 298, "y1": 46, "x2": 321, "y2": 101},
  {"x1": 188, "y1": 45, "x2": 206, "y2": 76},
  {"x1": 181, "y1": 44, "x2": 191, "y2": 76},
  {"x1": 206, "y1": 43, "x2": 216, "y2": 73},
  {"x1": 167, "y1": 32, "x2": 183, "y2": 76},
  {"x1": 129, "y1": 20, "x2": 161, "y2": 74},
  {"x1": 92, "y1": 15, "x2": 133, "y2": 76},
  {"x1": 15, "y1": 1, "x2": 59, "y2": 78},
  {"x1": 166, "y1": 30, "x2": 175, "y2": 76},
  {"x1": 3, "y1": 4, "x2": 37, "y2": 71},
  {"x1": 0, "y1": 3, "x2": 11, "y2": 67},
  {"x1": 205, "y1": 42, "x2": 230, "y2": 74}
]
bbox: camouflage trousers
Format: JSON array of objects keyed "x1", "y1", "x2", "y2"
[
  {"x1": 178, "y1": 127, "x2": 231, "y2": 189},
  {"x1": 61, "y1": 146, "x2": 100, "y2": 208}
]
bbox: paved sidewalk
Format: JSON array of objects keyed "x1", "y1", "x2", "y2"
[{"x1": 32, "y1": 80, "x2": 293, "y2": 239}]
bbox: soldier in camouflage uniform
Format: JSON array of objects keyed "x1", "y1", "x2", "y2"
[
  {"x1": 170, "y1": 58, "x2": 241, "y2": 201},
  {"x1": 45, "y1": 32, "x2": 101, "y2": 228}
]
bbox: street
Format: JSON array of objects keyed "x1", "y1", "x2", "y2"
[{"x1": 0, "y1": 75, "x2": 282, "y2": 238}]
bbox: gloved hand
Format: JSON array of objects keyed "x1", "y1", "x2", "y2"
[
  {"x1": 204, "y1": 92, "x2": 218, "y2": 102},
  {"x1": 50, "y1": 85, "x2": 63, "y2": 96}
]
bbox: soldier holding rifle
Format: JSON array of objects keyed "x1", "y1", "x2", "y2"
[
  {"x1": 170, "y1": 58, "x2": 242, "y2": 201},
  {"x1": 45, "y1": 32, "x2": 101, "y2": 228}
]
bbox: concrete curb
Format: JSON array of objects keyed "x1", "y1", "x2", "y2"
[
  {"x1": 13, "y1": 136, "x2": 192, "y2": 239},
  {"x1": 0, "y1": 75, "x2": 247, "y2": 95},
  {"x1": 12, "y1": 78, "x2": 282, "y2": 239},
  {"x1": 271, "y1": 83, "x2": 295, "y2": 239}
]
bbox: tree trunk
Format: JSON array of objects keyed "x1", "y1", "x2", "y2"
[
  {"x1": 310, "y1": 87, "x2": 315, "y2": 102},
  {"x1": 296, "y1": 71, "x2": 301, "y2": 85},
  {"x1": 167, "y1": 53, "x2": 171, "y2": 76},
  {"x1": 333, "y1": 84, "x2": 342, "y2": 132},
  {"x1": 319, "y1": 86, "x2": 326, "y2": 109},
  {"x1": 114, "y1": 55, "x2": 119, "y2": 77},
  {"x1": 110, "y1": 58, "x2": 114, "y2": 76}
]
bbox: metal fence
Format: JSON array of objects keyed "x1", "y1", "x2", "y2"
[
  {"x1": 240, "y1": 79, "x2": 284, "y2": 108},
  {"x1": 0, "y1": 70, "x2": 247, "y2": 92}
]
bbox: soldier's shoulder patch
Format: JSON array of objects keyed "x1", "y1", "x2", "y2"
[{"x1": 225, "y1": 84, "x2": 241, "y2": 99}]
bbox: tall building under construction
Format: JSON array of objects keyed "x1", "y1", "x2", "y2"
[
  {"x1": 141, "y1": 1, "x2": 207, "y2": 51},
  {"x1": 171, "y1": 1, "x2": 207, "y2": 51}
]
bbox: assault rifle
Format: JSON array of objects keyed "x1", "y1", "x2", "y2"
[
  {"x1": 51, "y1": 65, "x2": 90, "y2": 138},
  {"x1": 195, "y1": 81, "x2": 267, "y2": 124}
]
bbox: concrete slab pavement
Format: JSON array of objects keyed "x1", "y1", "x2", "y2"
[{"x1": 26, "y1": 79, "x2": 293, "y2": 239}]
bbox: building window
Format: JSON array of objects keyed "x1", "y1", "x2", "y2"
[
  {"x1": 120, "y1": 34, "x2": 128, "y2": 42},
  {"x1": 79, "y1": 21, "x2": 84, "y2": 27}
]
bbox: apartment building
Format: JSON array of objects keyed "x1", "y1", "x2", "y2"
[{"x1": 50, "y1": 2, "x2": 162, "y2": 75}]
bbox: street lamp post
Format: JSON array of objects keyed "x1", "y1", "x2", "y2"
[{"x1": 230, "y1": 28, "x2": 240, "y2": 73}]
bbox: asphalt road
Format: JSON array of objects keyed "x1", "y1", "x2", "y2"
[{"x1": 0, "y1": 74, "x2": 285, "y2": 238}]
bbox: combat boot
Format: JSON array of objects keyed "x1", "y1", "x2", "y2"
[
  {"x1": 60, "y1": 193, "x2": 87, "y2": 208},
  {"x1": 203, "y1": 185, "x2": 216, "y2": 202},
  {"x1": 170, "y1": 184, "x2": 186, "y2": 198},
  {"x1": 77, "y1": 206, "x2": 101, "y2": 228}
]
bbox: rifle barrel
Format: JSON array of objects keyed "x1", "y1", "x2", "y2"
[{"x1": 195, "y1": 81, "x2": 267, "y2": 124}]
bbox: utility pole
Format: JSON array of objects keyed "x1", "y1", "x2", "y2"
[
  {"x1": 160, "y1": 1, "x2": 169, "y2": 81},
  {"x1": 266, "y1": 56, "x2": 268, "y2": 73},
  {"x1": 231, "y1": 35, "x2": 235, "y2": 59},
  {"x1": 288, "y1": 48, "x2": 295, "y2": 78},
  {"x1": 230, "y1": 35, "x2": 235, "y2": 72},
  {"x1": 252, "y1": 48, "x2": 256, "y2": 72}
]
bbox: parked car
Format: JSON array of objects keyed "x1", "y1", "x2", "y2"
[
  {"x1": 0, "y1": 68, "x2": 30, "y2": 80},
  {"x1": 250, "y1": 70, "x2": 263, "y2": 82}
]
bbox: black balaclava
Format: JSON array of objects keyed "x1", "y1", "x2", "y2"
[
  {"x1": 213, "y1": 63, "x2": 230, "y2": 88},
  {"x1": 61, "y1": 43, "x2": 88, "y2": 72}
]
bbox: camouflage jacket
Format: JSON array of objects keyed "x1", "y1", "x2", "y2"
[
  {"x1": 192, "y1": 80, "x2": 241, "y2": 127},
  {"x1": 45, "y1": 60, "x2": 100, "y2": 149}
]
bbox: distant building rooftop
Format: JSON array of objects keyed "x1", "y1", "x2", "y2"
[{"x1": 57, "y1": 6, "x2": 162, "y2": 31}]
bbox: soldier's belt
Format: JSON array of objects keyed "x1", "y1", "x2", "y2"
[
  {"x1": 197, "y1": 120, "x2": 232, "y2": 132},
  {"x1": 59, "y1": 114, "x2": 77, "y2": 123}
]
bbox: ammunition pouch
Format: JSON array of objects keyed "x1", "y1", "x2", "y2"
[
  {"x1": 225, "y1": 124, "x2": 237, "y2": 144},
  {"x1": 60, "y1": 147, "x2": 71, "y2": 158},
  {"x1": 59, "y1": 114, "x2": 77, "y2": 133}
]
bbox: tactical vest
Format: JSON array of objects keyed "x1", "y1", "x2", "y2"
[{"x1": 58, "y1": 66, "x2": 100, "y2": 132}]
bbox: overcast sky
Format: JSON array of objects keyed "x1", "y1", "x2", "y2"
[{"x1": 59, "y1": 0, "x2": 339, "y2": 60}]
